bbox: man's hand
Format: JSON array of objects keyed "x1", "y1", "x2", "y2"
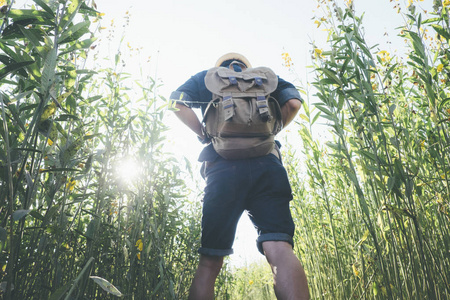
[{"x1": 281, "y1": 99, "x2": 302, "y2": 128}]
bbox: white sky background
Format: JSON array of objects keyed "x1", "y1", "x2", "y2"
[{"x1": 11, "y1": 0, "x2": 433, "y2": 267}]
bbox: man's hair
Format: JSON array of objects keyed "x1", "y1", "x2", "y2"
[
  {"x1": 215, "y1": 53, "x2": 252, "y2": 68},
  {"x1": 219, "y1": 59, "x2": 246, "y2": 68}
]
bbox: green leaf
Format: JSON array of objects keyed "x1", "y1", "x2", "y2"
[
  {"x1": 311, "y1": 111, "x2": 321, "y2": 125},
  {"x1": 39, "y1": 168, "x2": 79, "y2": 173},
  {"x1": 405, "y1": 30, "x2": 425, "y2": 58},
  {"x1": 387, "y1": 176, "x2": 396, "y2": 192},
  {"x1": 326, "y1": 141, "x2": 342, "y2": 151},
  {"x1": 59, "y1": 21, "x2": 90, "y2": 44},
  {"x1": 18, "y1": 25, "x2": 43, "y2": 51},
  {"x1": 321, "y1": 68, "x2": 343, "y2": 86},
  {"x1": 344, "y1": 167, "x2": 359, "y2": 187},
  {"x1": 315, "y1": 104, "x2": 334, "y2": 116},
  {"x1": 373, "y1": 282, "x2": 379, "y2": 296},
  {"x1": 12, "y1": 209, "x2": 31, "y2": 221},
  {"x1": 89, "y1": 276, "x2": 123, "y2": 297},
  {"x1": 33, "y1": 0, "x2": 56, "y2": 16},
  {"x1": 394, "y1": 159, "x2": 406, "y2": 178},
  {"x1": 439, "y1": 97, "x2": 450, "y2": 110},
  {"x1": 358, "y1": 149, "x2": 377, "y2": 161},
  {"x1": 48, "y1": 283, "x2": 70, "y2": 300},
  {"x1": 355, "y1": 229, "x2": 370, "y2": 247},
  {"x1": 85, "y1": 218, "x2": 99, "y2": 240},
  {"x1": 29, "y1": 210, "x2": 44, "y2": 221},
  {"x1": 299, "y1": 114, "x2": 309, "y2": 122},
  {"x1": 41, "y1": 47, "x2": 57, "y2": 92},
  {"x1": 0, "y1": 227, "x2": 6, "y2": 243},
  {"x1": 44, "y1": 205, "x2": 60, "y2": 223},
  {"x1": 54, "y1": 114, "x2": 80, "y2": 121},
  {"x1": 7, "y1": 9, "x2": 53, "y2": 21},
  {"x1": 60, "y1": 37, "x2": 97, "y2": 54},
  {"x1": 59, "y1": 0, "x2": 83, "y2": 32},
  {"x1": 389, "y1": 104, "x2": 396, "y2": 115},
  {"x1": 431, "y1": 24, "x2": 450, "y2": 41},
  {"x1": 0, "y1": 60, "x2": 35, "y2": 80},
  {"x1": 383, "y1": 63, "x2": 398, "y2": 83}
]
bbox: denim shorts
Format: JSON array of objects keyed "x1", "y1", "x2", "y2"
[{"x1": 198, "y1": 154, "x2": 295, "y2": 256}]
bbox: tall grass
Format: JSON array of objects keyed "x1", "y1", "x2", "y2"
[
  {"x1": 289, "y1": 1, "x2": 450, "y2": 299},
  {"x1": 0, "y1": 1, "x2": 201, "y2": 299},
  {"x1": 2, "y1": 0, "x2": 449, "y2": 299}
]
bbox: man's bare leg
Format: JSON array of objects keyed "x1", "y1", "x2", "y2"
[
  {"x1": 188, "y1": 254, "x2": 224, "y2": 300},
  {"x1": 263, "y1": 241, "x2": 310, "y2": 300}
]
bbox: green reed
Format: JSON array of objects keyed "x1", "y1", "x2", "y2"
[
  {"x1": 0, "y1": 1, "x2": 201, "y2": 299},
  {"x1": 288, "y1": 1, "x2": 450, "y2": 299}
]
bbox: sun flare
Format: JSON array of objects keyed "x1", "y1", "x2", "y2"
[{"x1": 114, "y1": 157, "x2": 142, "y2": 185}]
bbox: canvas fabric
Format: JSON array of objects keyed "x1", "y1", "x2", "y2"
[{"x1": 203, "y1": 62, "x2": 283, "y2": 159}]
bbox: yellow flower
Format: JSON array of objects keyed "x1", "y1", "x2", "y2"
[
  {"x1": 282, "y1": 52, "x2": 293, "y2": 68},
  {"x1": 47, "y1": 138, "x2": 53, "y2": 146},
  {"x1": 66, "y1": 178, "x2": 77, "y2": 191},
  {"x1": 136, "y1": 239, "x2": 143, "y2": 251},
  {"x1": 249, "y1": 280, "x2": 254, "y2": 285},
  {"x1": 378, "y1": 50, "x2": 391, "y2": 62},
  {"x1": 314, "y1": 48, "x2": 324, "y2": 59},
  {"x1": 314, "y1": 20, "x2": 321, "y2": 28},
  {"x1": 137, "y1": 253, "x2": 141, "y2": 260},
  {"x1": 0, "y1": 0, "x2": 6, "y2": 7},
  {"x1": 437, "y1": 64, "x2": 444, "y2": 72},
  {"x1": 444, "y1": 0, "x2": 450, "y2": 7},
  {"x1": 352, "y1": 264, "x2": 359, "y2": 277}
]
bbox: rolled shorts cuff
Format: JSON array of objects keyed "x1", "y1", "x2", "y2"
[
  {"x1": 198, "y1": 247, "x2": 234, "y2": 257},
  {"x1": 256, "y1": 233, "x2": 294, "y2": 255}
]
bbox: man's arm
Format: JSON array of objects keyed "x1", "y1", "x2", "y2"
[
  {"x1": 281, "y1": 99, "x2": 302, "y2": 128},
  {"x1": 173, "y1": 102, "x2": 206, "y2": 140}
]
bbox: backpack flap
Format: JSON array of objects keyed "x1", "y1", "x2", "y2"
[{"x1": 205, "y1": 67, "x2": 278, "y2": 96}]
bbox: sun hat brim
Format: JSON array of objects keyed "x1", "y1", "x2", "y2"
[{"x1": 215, "y1": 53, "x2": 252, "y2": 68}]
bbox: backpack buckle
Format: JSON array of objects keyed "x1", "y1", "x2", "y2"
[
  {"x1": 257, "y1": 94, "x2": 270, "y2": 122},
  {"x1": 223, "y1": 93, "x2": 234, "y2": 120}
]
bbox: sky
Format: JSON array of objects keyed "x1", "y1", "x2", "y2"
[{"x1": 11, "y1": 0, "x2": 433, "y2": 267}]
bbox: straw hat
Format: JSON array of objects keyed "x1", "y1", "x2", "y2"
[{"x1": 215, "y1": 53, "x2": 252, "y2": 68}]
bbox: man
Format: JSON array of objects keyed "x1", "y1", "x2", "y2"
[{"x1": 171, "y1": 53, "x2": 309, "y2": 300}]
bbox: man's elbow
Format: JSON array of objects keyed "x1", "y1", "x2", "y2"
[
  {"x1": 280, "y1": 99, "x2": 302, "y2": 127},
  {"x1": 174, "y1": 102, "x2": 189, "y2": 114},
  {"x1": 286, "y1": 99, "x2": 302, "y2": 113}
]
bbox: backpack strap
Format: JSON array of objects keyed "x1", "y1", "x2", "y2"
[
  {"x1": 223, "y1": 92, "x2": 234, "y2": 120},
  {"x1": 257, "y1": 93, "x2": 270, "y2": 121}
]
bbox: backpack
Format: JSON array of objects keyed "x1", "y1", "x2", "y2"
[{"x1": 203, "y1": 61, "x2": 283, "y2": 160}]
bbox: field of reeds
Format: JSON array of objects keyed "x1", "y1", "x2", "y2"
[{"x1": 0, "y1": 0, "x2": 449, "y2": 299}]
